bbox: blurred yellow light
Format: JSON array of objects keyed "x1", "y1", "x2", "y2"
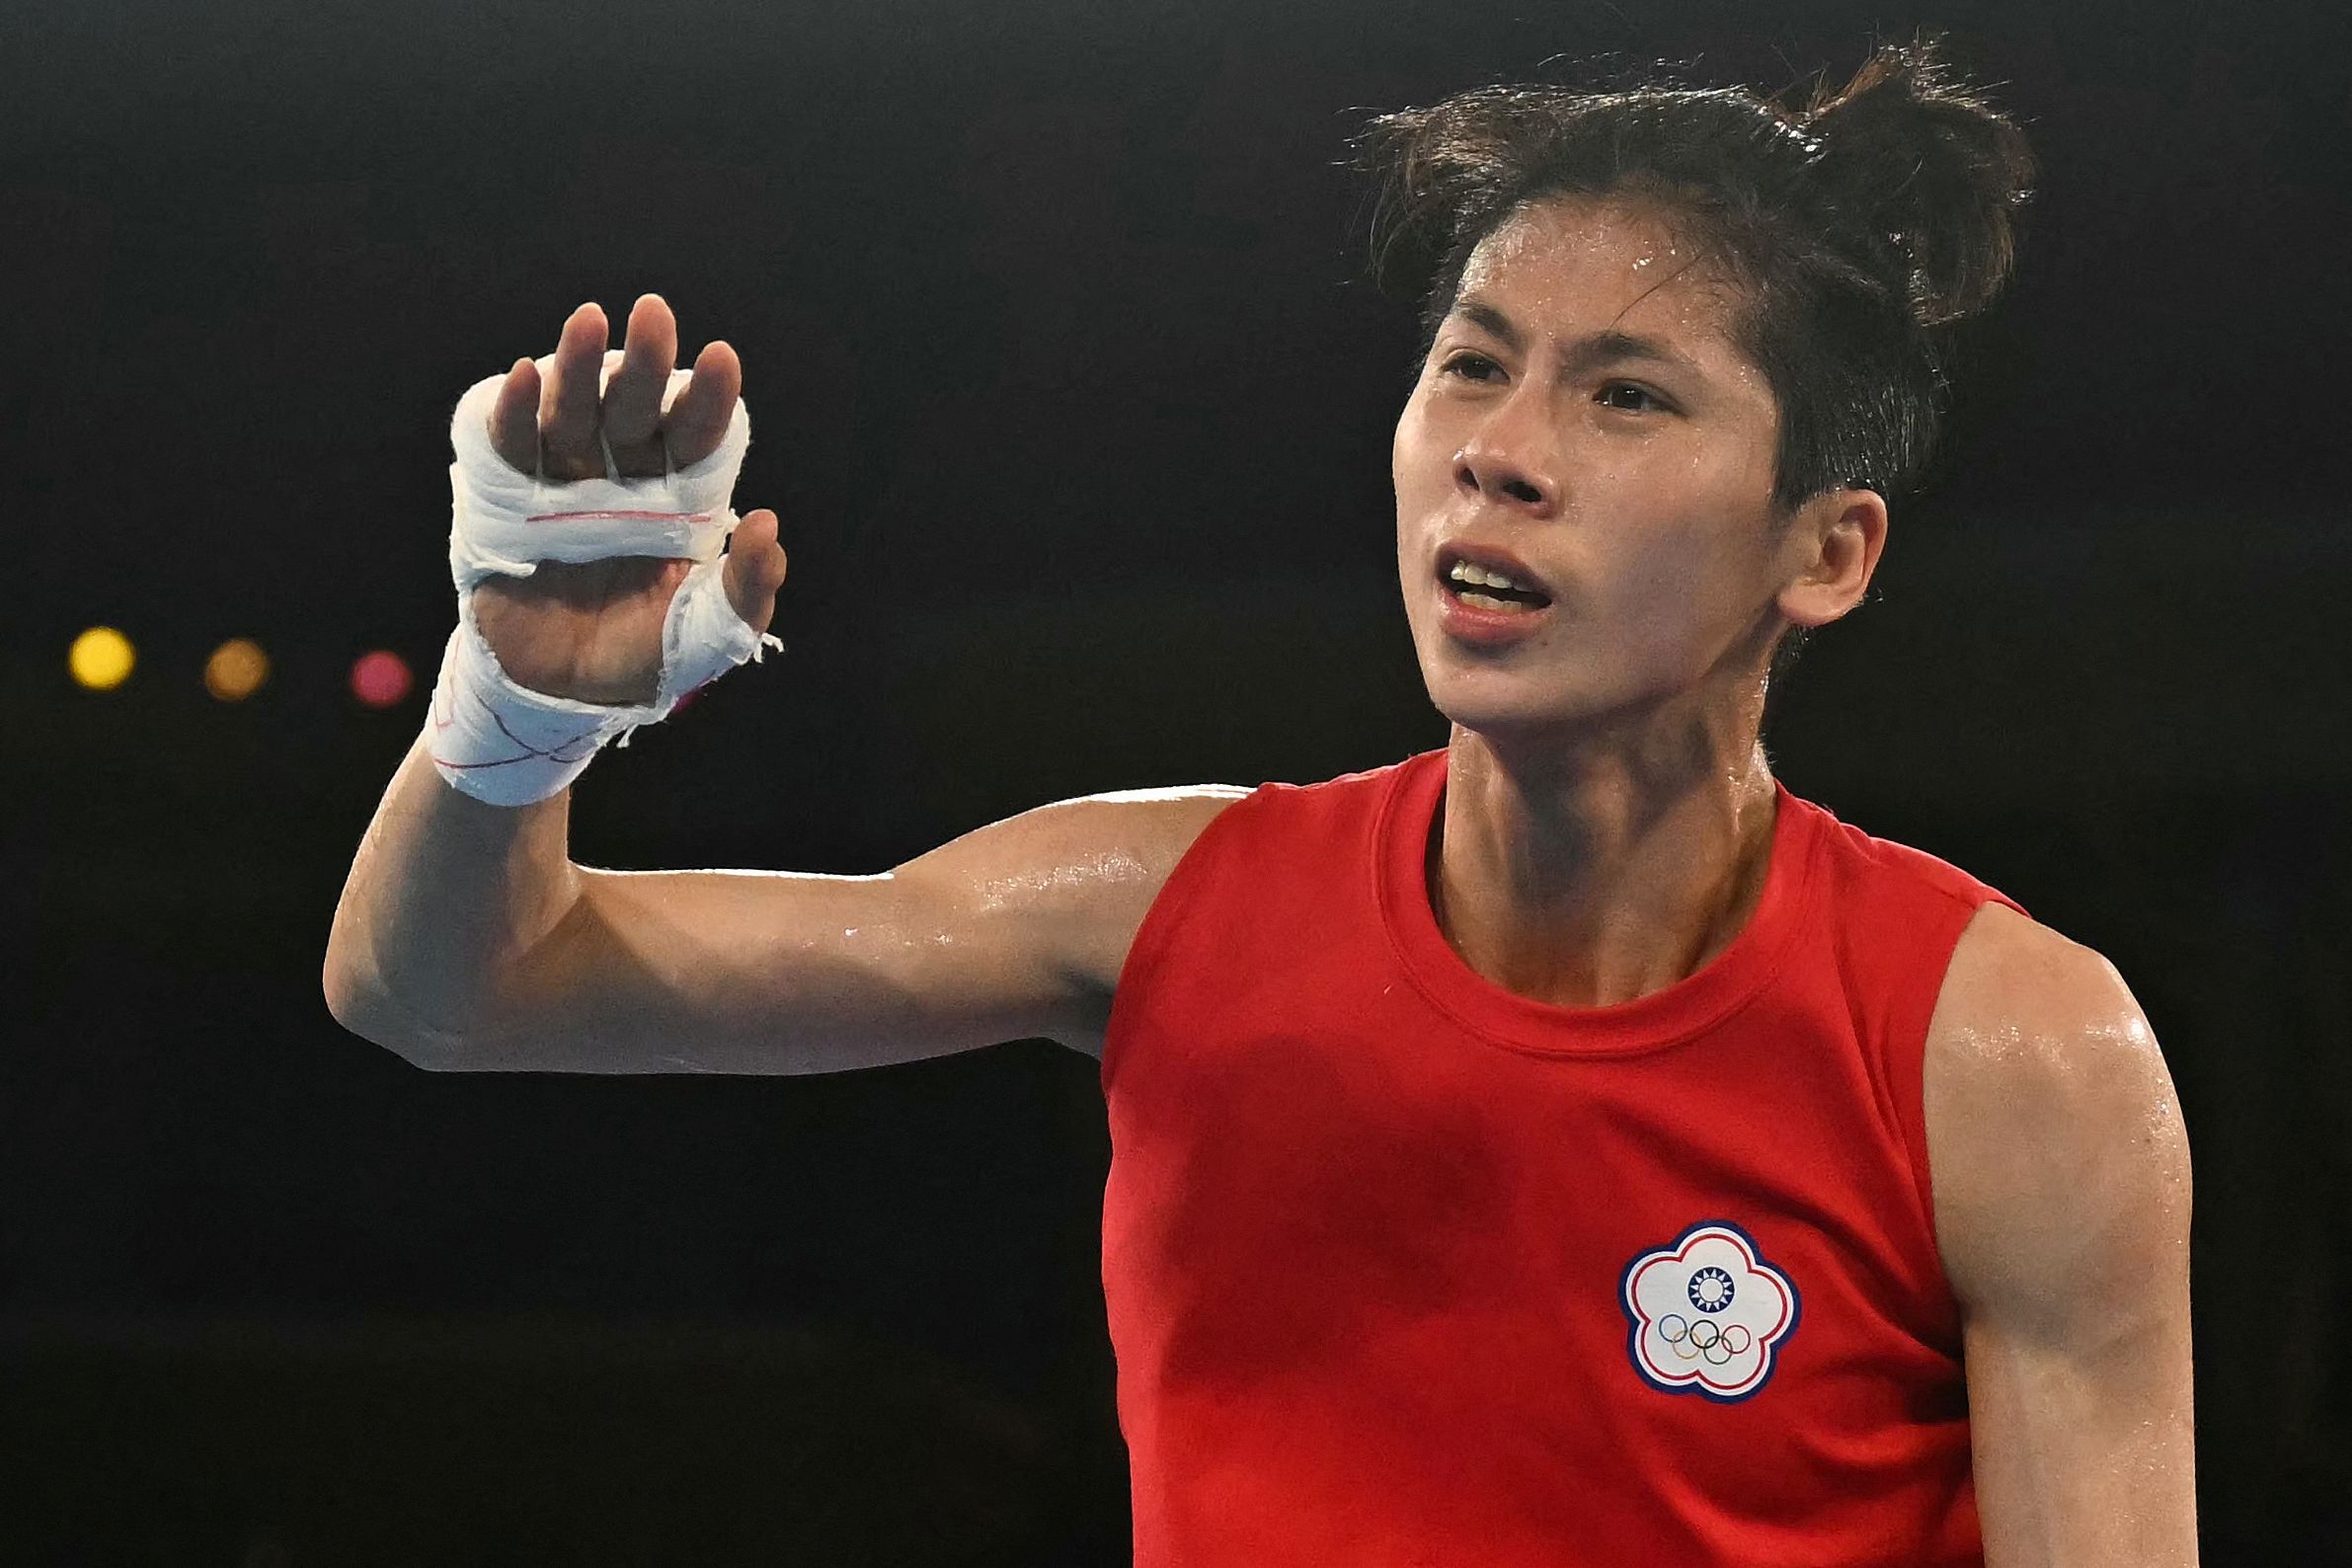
[
  {"x1": 204, "y1": 638, "x2": 271, "y2": 701},
  {"x1": 70, "y1": 626, "x2": 135, "y2": 690}
]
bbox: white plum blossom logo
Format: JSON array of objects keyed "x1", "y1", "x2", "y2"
[{"x1": 1621, "y1": 1221, "x2": 1799, "y2": 1402}]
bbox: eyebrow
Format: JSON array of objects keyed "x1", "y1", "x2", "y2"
[{"x1": 1450, "y1": 294, "x2": 1707, "y2": 382}]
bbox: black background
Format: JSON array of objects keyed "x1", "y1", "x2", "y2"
[{"x1": 4, "y1": 0, "x2": 2348, "y2": 1561}]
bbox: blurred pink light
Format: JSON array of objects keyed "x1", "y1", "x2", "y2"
[{"x1": 351, "y1": 650, "x2": 414, "y2": 709}]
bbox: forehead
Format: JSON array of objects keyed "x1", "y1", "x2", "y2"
[{"x1": 1451, "y1": 196, "x2": 1757, "y2": 379}]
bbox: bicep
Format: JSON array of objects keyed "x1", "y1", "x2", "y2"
[
  {"x1": 1925, "y1": 903, "x2": 2198, "y2": 1566},
  {"x1": 455, "y1": 787, "x2": 1242, "y2": 1073}
]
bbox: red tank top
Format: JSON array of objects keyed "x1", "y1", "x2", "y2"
[{"x1": 1099, "y1": 747, "x2": 2028, "y2": 1567}]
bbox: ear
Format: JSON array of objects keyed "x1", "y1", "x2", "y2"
[{"x1": 1776, "y1": 488, "x2": 1888, "y2": 629}]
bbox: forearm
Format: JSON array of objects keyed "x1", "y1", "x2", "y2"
[{"x1": 323, "y1": 729, "x2": 584, "y2": 1061}]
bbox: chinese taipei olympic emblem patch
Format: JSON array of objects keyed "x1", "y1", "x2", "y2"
[{"x1": 1620, "y1": 1220, "x2": 1800, "y2": 1402}]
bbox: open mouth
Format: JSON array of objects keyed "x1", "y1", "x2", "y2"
[{"x1": 1438, "y1": 557, "x2": 1554, "y2": 613}]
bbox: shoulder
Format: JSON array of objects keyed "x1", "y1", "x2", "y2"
[
  {"x1": 934, "y1": 780, "x2": 1254, "y2": 951},
  {"x1": 1931, "y1": 902, "x2": 2140, "y2": 1046},
  {"x1": 910, "y1": 757, "x2": 1419, "y2": 1056},
  {"x1": 895, "y1": 783, "x2": 1252, "y2": 1057},
  {"x1": 1921, "y1": 903, "x2": 2192, "y2": 1330},
  {"x1": 903, "y1": 780, "x2": 1249, "y2": 871},
  {"x1": 1790, "y1": 790, "x2": 2021, "y2": 917},
  {"x1": 1021, "y1": 782, "x2": 1258, "y2": 887},
  {"x1": 1925, "y1": 904, "x2": 2171, "y2": 1140}
]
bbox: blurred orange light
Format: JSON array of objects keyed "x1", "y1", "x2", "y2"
[
  {"x1": 204, "y1": 638, "x2": 271, "y2": 701},
  {"x1": 350, "y1": 650, "x2": 414, "y2": 709}
]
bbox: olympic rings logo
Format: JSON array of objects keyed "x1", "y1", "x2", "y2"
[{"x1": 1655, "y1": 1314, "x2": 1756, "y2": 1366}]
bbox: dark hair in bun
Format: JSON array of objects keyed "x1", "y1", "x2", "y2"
[{"x1": 1348, "y1": 30, "x2": 2040, "y2": 520}]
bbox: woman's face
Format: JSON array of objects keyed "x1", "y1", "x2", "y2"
[{"x1": 1392, "y1": 195, "x2": 1882, "y2": 743}]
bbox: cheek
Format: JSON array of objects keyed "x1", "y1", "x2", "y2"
[
  {"x1": 1391, "y1": 391, "x2": 1451, "y2": 493},
  {"x1": 1600, "y1": 522, "x2": 1748, "y2": 643},
  {"x1": 1390, "y1": 408, "x2": 1421, "y2": 500}
]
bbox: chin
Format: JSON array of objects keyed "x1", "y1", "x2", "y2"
[{"x1": 1423, "y1": 669, "x2": 1588, "y2": 740}]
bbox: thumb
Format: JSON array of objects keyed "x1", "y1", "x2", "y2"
[{"x1": 722, "y1": 510, "x2": 789, "y2": 634}]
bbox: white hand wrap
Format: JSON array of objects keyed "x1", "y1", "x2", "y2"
[{"x1": 426, "y1": 349, "x2": 783, "y2": 807}]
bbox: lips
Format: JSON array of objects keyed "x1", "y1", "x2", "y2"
[
  {"x1": 1435, "y1": 540, "x2": 1554, "y2": 606},
  {"x1": 1433, "y1": 572, "x2": 1551, "y2": 645}
]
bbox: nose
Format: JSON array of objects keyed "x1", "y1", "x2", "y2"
[{"x1": 1451, "y1": 400, "x2": 1559, "y2": 517}]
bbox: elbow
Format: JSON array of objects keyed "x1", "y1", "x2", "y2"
[
  {"x1": 320, "y1": 948, "x2": 378, "y2": 1043},
  {"x1": 322, "y1": 958, "x2": 473, "y2": 1071}
]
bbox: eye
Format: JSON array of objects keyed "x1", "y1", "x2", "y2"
[
  {"x1": 1600, "y1": 382, "x2": 1670, "y2": 413},
  {"x1": 1438, "y1": 352, "x2": 1503, "y2": 383}
]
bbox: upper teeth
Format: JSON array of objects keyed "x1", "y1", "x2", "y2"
[{"x1": 1450, "y1": 559, "x2": 1531, "y2": 593}]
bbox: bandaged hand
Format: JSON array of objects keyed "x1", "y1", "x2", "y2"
[{"x1": 426, "y1": 296, "x2": 790, "y2": 807}]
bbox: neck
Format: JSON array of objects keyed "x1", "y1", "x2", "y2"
[{"x1": 1429, "y1": 686, "x2": 1780, "y2": 1010}]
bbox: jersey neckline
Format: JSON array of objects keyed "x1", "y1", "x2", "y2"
[{"x1": 1372, "y1": 746, "x2": 1824, "y2": 1058}]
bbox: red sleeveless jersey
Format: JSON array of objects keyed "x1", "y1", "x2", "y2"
[{"x1": 1099, "y1": 747, "x2": 2028, "y2": 1567}]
